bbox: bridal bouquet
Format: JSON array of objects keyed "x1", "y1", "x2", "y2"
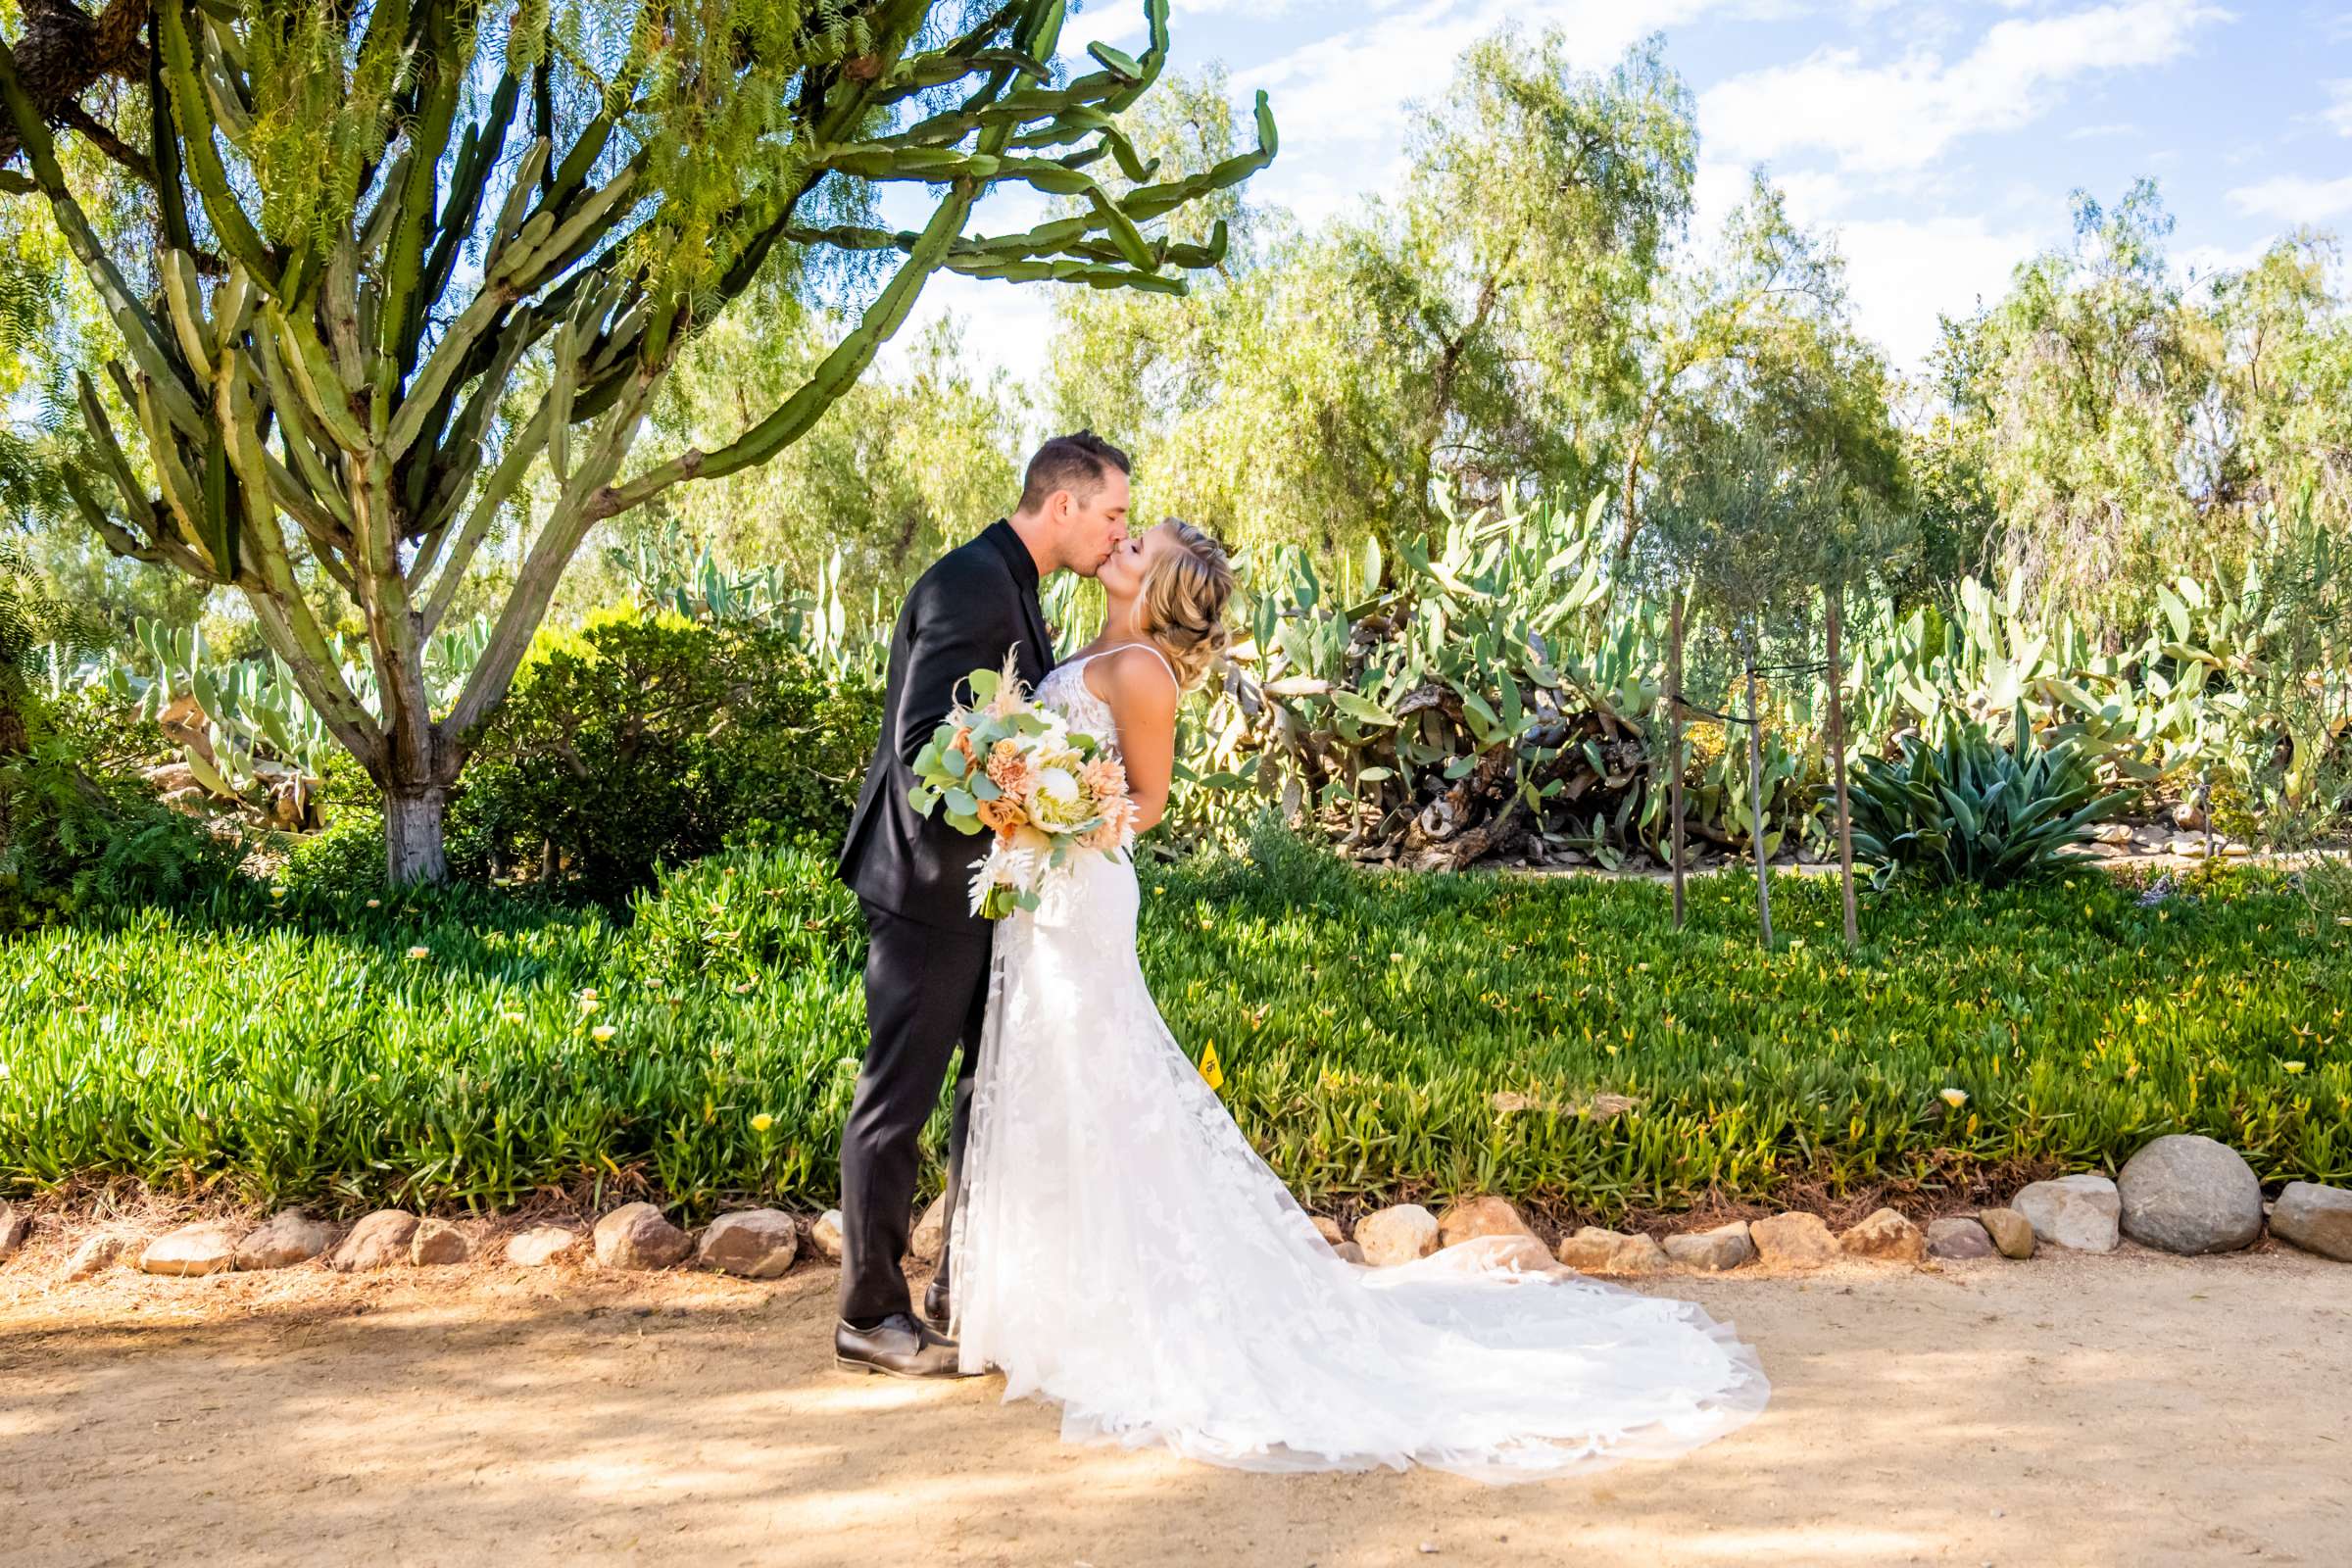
[{"x1": 907, "y1": 652, "x2": 1137, "y2": 918}]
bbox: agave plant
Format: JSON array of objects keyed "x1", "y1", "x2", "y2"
[{"x1": 1846, "y1": 703, "x2": 2128, "y2": 887}]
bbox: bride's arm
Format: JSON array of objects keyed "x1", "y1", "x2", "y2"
[{"x1": 1088, "y1": 648, "x2": 1181, "y2": 834}]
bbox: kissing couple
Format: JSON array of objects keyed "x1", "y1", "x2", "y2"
[{"x1": 831, "y1": 431, "x2": 1769, "y2": 1481}]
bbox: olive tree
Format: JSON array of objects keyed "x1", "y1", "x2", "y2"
[{"x1": 0, "y1": 0, "x2": 1272, "y2": 879}]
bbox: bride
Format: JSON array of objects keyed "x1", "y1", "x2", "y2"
[{"x1": 949, "y1": 520, "x2": 1769, "y2": 1482}]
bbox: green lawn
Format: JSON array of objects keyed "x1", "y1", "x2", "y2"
[{"x1": 2, "y1": 835, "x2": 2344, "y2": 1221}]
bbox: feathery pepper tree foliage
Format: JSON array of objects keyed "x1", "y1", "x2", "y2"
[{"x1": 0, "y1": 0, "x2": 1274, "y2": 880}]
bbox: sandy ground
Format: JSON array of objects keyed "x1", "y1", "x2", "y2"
[{"x1": 2, "y1": 1231, "x2": 2346, "y2": 1568}]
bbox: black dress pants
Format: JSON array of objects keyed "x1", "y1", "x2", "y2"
[{"x1": 837, "y1": 899, "x2": 993, "y2": 1324}]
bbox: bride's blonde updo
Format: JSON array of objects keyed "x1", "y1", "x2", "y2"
[{"x1": 1136, "y1": 519, "x2": 1235, "y2": 691}]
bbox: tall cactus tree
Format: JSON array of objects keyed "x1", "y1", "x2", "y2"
[{"x1": 0, "y1": 0, "x2": 1273, "y2": 881}]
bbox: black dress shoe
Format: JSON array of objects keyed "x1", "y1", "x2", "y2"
[
  {"x1": 918, "y1": 1277, "x2": 953, "y2": 1339},
  {"x1": 834, "y1": 1312, "x2": 973, "y2": 1379}
]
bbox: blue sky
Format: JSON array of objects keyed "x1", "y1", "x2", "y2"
[{"x1": 888, "y1": 0, "x2": 2352, "y2": 389}]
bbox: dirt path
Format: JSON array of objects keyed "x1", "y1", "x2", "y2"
[{"x1": 1, "y1": 1240, "x2": 2345, "y2": 1568}]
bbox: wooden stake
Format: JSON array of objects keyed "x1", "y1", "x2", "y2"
[
  {"x1": 1828, "y1": 586, "x2": 1859, "y2": 948},
  {"x1": 1668, "y1": 595, "x2": 1687, "y2": 929}
]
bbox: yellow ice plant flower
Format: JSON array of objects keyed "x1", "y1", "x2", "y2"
[
  {"x1": 591, "y1": 1024, "x2": 617, "y2": 1043},
  {"x1": 751, "y1": 1113, "x2": 775, "y2": 1134},
  {"x1": 501, "y1": 1010, "x2": 525, "y2": 1025},
  {"x1": 407, "y1": 946, "x2": 430, "y2": 960},
  {"x1": 578, "y1": 996, "x2": 600, "y2": 1014},
  {"x1": 2283, "y1": 1060, "x2": 2307, "y2": 1074},
  {"x1": 1939, "y1": 1088, "x2": 1968, "y2": 1108}
]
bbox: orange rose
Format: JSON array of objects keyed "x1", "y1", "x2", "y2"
[{"x1": 977, "y1": 796, "x2": 1027, "y2": 835}]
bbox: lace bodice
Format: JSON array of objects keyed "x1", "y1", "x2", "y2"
[{"x1": 1036, "y1": 646, "x2": 1175, "y2": 752}]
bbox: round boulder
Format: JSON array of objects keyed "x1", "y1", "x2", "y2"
[
  {"x1": 139, "y1": 1221, "x2": 241, "y2": 1277},
  {"x1": 1662, "y1": 1222, "x2": 1756, "y2": 1273},
  {"x1": 2117, "y1": 1135, "x2": 2263, "y2": 1255},
  {"x1": 907, "y1": 1195, "x2": 948, "y2": 1263},
  {"x1": 505, "y1": 1223, "x2": 587, "y2": 1268},
  {"x1": 1925, "y1": 1217, "x2": 1995, "y2": 1260},
  {"x1": 410, "y1": 1218, "x2": 473, "y2": 1266},
  {"x1": 1354, "y1": 1203, "x2": 1441, "y2": 1267},
  {"x1": 2269, "y1": 1182, "x2": 2352, "y2": 1263},
  {"x1": 2012, "y1": 1175, "x2": 2120, "y2": 1252},
  {"x1": 696, "y1": 1209, "x2": 800, "y2": 1280},
  {"x1": 1749, "y1": 1211, "x2": 1840, "y2": 1269},
  {"x1": 60, "y1": 1232, "x2": 128, "y2": 1281},
  {"x1": 593, "y1": 1202, "x2": 690, "y2": 1271},
  {"x1": 1556, "y1": 1227, "x2": 1669, "y2": 1275},
  {"x1": 808, "y1": 1209, "x2": 846, "y2": 1263},
  {"x1": 328, "y1": 1210, "x2": 420, "y2": 1272},
  {"x1": 1839, "y1": 1207, "x2": 1927, "y2": 1263},
  {"x1": 235, "y1": 1210, "x2": 337, "y2": 1271},
  {"x1": 1979, "y1": 1207, "x2": 2036, "y2": 1259},
  {"x1": 1437, "y1": 1197, "x2": 1536, "y2": 1249}
]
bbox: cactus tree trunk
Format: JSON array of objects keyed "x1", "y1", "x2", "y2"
[
  {"x1": 1667, "y1": 595, "x2": 1687, "y2": 928},
  {"x1": 1743, "y1": 630, "x2": 1773, "y2": 950},
  {"x1": 385, "y1": 785, "x2": 451, "y2": 886},
  {"x1": 1827, "y1": 586, "x2": 1858, "y2": 948}
]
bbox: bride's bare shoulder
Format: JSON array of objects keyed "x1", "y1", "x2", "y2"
[{"x1": 1082, "y1": 644, "x2": 1180, "y2": 719}]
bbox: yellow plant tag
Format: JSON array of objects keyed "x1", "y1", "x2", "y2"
[{"x1": 1198, "y1": 1041, "x2": 1224, "y2": 1092}]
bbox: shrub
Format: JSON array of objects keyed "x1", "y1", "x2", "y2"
[
  {"x1": 448, "y1": 609, "x2": 879, "y2": 903},
  {"x1": 1, "y1": 691, "x2": 252, "y2": 930},
  {"x1": 624, "y1": 840, "x2": 865, "y2": 992},
  {"x1": 1847, "y1": 709, "x2": 2127, "y2": 887},
  {"x1": 277, "y1": 809, "x2": 390, "y2": 903}
]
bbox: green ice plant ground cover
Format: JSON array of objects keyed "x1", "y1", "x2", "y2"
[{"x1": 1, "y1": 834, "x2": 2344, "y2": 1221}]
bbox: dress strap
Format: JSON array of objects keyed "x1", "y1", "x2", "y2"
[{"x1": 1076, "y1": 641, "x2": 1180, "y2": 691}]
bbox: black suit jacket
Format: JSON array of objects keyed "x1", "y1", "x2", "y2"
[{"x1": 838, "y1": 521, "x2": 1055, "y2": 929}]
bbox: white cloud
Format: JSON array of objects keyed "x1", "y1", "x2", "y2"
[
  {"x1": 2227, "y1": 172, "x2": 2352, "y2": 224},
  {"x1": 1057, "y1": 0, "x2": 1294, "y2": 61},
  {"x1": 885, "y1": 272, "x2": 1060, "y2": 406},
  {"x1": 1831, "y1": 215, "x2": 2043, "y2": 368},
  {"x1": 2177, "y1": 238, "x2": 2273, "y2": 280},
  {"x1": 2326, "y1": 79, "x2": 2352, "y2": 137},
  {"x1": 1699, "y1": 1, "x2": 2229, "y2": 173},
  {"x1": 1055, "y1": 4, "x2": 1146, "y2": 58},
  {"x1": 1239, "y1": 0, "x2": 1735, "y2": 151}
]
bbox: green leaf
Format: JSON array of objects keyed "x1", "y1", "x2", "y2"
[{"x1": 1329, "y1": 690, "x2": 1400, "y2": 727}]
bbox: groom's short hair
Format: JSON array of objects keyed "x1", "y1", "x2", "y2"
[{"x1": 1018, "y1": 430, "x2": 1131, "y2": 514}]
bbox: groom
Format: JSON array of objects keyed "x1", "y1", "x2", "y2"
[{"x1": 832, "y1": 431, "x2": 1133, "y2": 1377}]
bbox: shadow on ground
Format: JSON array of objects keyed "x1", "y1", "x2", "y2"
[{"x1": 0, "y1": 1245, "x2": 2344, "y2": 1568}]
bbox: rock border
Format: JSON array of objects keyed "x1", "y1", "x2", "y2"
[{"x1": 7, "y1": 1139, "x2": 2344, "y2": 1292}]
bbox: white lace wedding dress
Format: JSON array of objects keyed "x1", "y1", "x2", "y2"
[{"x1": 949, "y1": 652, "x2": 1769, "y2": 1482}]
